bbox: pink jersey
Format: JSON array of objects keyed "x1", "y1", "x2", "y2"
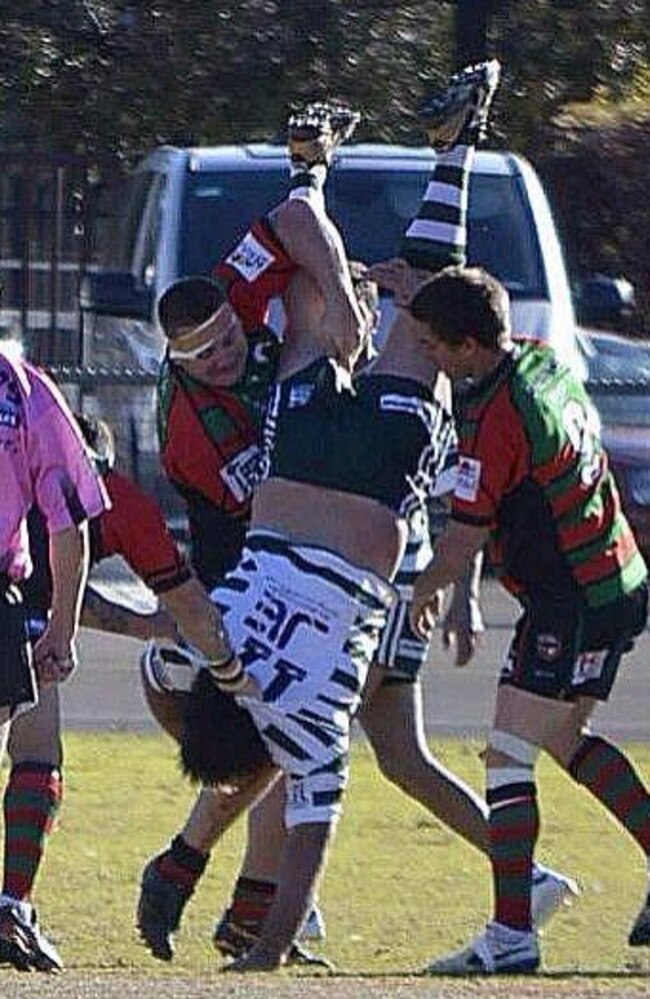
[{"x1": 0, "y1": 348, "x2": 109, "y2": 580}]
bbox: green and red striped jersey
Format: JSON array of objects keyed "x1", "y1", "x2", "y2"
[
  {"x1": 452, "y1": 339, "x2": 647, "y2": 607},
  {"x1": 157, "y1": 329, "x2": 279, "y2": 516}
]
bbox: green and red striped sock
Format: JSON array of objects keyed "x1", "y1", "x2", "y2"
[
  {"x1": 488, "y1": 778, "x2": 539, "y2": 931},
  {"x1": 569, "y1": 735, "x2": 650, "y2": 852},
  {"x1": 154, "y1": 835, "x2": 209, "y2": 893},
  {"x1": 3, "y1": 762, "x2": 62, "y2": 900},
  {"x1": 229, "y1": 876, "x2": 276, "y2": 931}
]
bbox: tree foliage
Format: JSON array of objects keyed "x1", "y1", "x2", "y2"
[
  {"x1": 0, "y1": 1, "x2": 649, "y2": 325},
  {"x1": 0, "y1": 1, "x2": 646, "y2": 161}
]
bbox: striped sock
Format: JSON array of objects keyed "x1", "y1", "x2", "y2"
[
  {"x1": 568, "y1": 735, "x2": 650, "y2": 853},
  {"x1": 3, "y1": 762, "x2": 62, "y2": 900},
  {"x1": 488, "y1": 773, "x2": 539, "y2": 931},
  {"x1": 398, "y1": 143, "x2": 475, "y2": 272},
  {"x1": 229, "y1": 876, "x2": 276, "y2": 931},
  {"x1": 154, "y1": 835, "x2": 209, "y2": 893}
]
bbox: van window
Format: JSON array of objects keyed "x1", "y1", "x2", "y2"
[
  {"x1": 179, "y1": 167, "x2": 545, "y2": 299},
  {"x1": 134, "y1": 172, "x2": 167, "y2": 285},
  {"x1": 328, "y1": 170, "x2": 546, "y2": 298},
  {"x1": 180, "y1": 172, "x2": 286, "y2": 276},
  {"x1": 104, "y1": 170, "x2": 163, "y2": 272}
]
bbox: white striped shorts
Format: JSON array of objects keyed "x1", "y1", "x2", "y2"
[
  {"x1": 212, "y1": 531, "x2": 396, "y2": 826},
  {"x1": 376, "y1": 508, "x2": 436, "y2": 681}
]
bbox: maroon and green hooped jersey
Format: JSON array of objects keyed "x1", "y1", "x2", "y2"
[
  {"x1": 157, "y1": 329, "x2": 280, "y2": 516},
  {"x1": 452, "y1": 339, "x2": 647, "y2": 607}
]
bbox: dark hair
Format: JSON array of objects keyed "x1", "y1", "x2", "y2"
[
  {"x1": 156, "y1": 276, "x2": 226, "y2": 340},
  {"x1": 410, "y1": 265, "x2": 510, "y2": 349},
  {"x1": 180, "y1": 670, "x2": 272, "y2": 786},
  {"x1": 75, "y1": 412, "x2": 116, "y2": 473}
]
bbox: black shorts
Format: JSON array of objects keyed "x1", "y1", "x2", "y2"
[
  {"x1": 499, "y1": 582, "x2": 648, "y2": 702},
  {"x1": 0, "y1": 577, "x2": 38, "y2": 715}
]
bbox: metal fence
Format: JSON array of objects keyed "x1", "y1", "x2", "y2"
[
  {"x1": 0, "y1": 151, "x2": 184, "y2": 517},
  {"x1": 0, "y1": 151, "x2": 113, "y2": 365}
]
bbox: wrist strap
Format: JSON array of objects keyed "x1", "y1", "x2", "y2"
[
  {"x1": 207, "y1": 653, "x2": 248, "y2": 693},
  {"x1": 208, "y1": 651, "x2": 238, "y2": 677}
]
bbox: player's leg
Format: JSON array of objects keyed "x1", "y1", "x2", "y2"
[{"x1": 1, "y1": 683, "x2": 64, "y2": 972}]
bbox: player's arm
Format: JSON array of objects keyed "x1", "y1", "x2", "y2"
[
  {"x1": 35, "y1": 522, "x2": 90, "y2": 683},
  {"x1": 411, "y1": 519, "x2": 489, "y2": 645},
  {"x1": 81, "y1": 585, "x2": 177, "y2": 642},
  {"x1": 442, "y1": 547, "x2": 485, "y2": 666}
]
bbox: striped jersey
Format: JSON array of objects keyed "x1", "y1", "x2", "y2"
[
  {"x1": 452, "y1": 339, "x2": 647, "y2": 607},
  {"x1": 157, "y1": 328, "x2": 280, "y2": 516}
]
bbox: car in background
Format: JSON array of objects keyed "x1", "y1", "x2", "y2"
[
  {"x1": 80, "y1": 143, "x2": 585, "y2": 376},
  {"x1": 582, "y1": 328, "x2": 650, "y2": 560}
]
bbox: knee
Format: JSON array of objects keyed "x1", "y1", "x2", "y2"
[
  {"x1": 485, "y1": 729, "x2": 539, "y2": 789},
  {"x1": 7, "y1": 714, "x2": 63, "y2": 766},
  {"x1": 544, "y1": 728, "x2": 589, "y2": 770}
]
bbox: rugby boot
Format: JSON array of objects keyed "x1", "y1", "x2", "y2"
[
  {"x1": 0, "y1": 899, "x2": 63, "y2": 973},
  {"x1": 629, "y1": 892, "x2": 650, "y2": 946},
  {"x1": 424, "y1": 921, "x2": 540, "y2": 975},
  {"x1": 288, "y1": 100, "x2": 361, "y2": 167},
  {"x1": 213, "y1": 906, "x2": 334, "y2": 969},
  {"x1": 418, "y1": 58, "x2": 501, "y2": 151},
  {"x1": 136, "y1": 859, "x2": 192, "y2": 961},
  {"x1": 531, "y1": 864, "x2": 580, "y2": 928},
  {"x1": 300, "y1": 902, "x2": 327, "y2": 941}
]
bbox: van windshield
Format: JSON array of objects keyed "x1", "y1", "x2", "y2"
[{"x1": 180, "y1": 168, "x2": 545, "y2": 298}]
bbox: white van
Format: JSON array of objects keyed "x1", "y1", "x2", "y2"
[{"x1": 81, "y1": 142, "x2": 587, "y2": 375}]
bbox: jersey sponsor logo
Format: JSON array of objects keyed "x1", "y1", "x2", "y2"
[
  {"x1": 379, "y1": 393, "x2": 433, "y2": 427},
  {"x1": 219, "y1": 443, "x2": 262, "y2": 503},
  {"x1": 225, "y1": 231, "x2": 275, "y2": 283},
  {"x1": 288, "y1": 383, "x2": 314, "y2": 408},
  {"x1": 536, "y1": 633, "x2": 562, "y2": 662},
  {"x1": 455, "y1": 456, "x2": 481, "y2": 503},
  {"x1": 572, "y1": 648, "x2": 607, "y2": 684}
]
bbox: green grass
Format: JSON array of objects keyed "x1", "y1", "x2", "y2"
[{"x1": 5, "y1": 733, "x2": 650, "y2": 978}]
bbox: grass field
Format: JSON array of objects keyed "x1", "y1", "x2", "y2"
[{"x1": 2, "y1": 731, "x2": 650, "y2": 996}]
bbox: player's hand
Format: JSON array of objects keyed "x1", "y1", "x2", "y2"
[
  {"x1": 409, "y1": 586, "x2": 444, "y2": 641},
  {"x1": 367, "y1": 258, "x2": 431, "y2": 308},
  {"x1": 33, "y1": 632, "x2": 78, "y2": 684},
  {"x1": 442, "y1": 596, "x2": 485, "y2": 667}
]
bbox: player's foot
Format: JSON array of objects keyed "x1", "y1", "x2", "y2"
[
  {"x1": 629, "y1": 893, "x2": 650, "y2": 946},
  {"x1": 288, "y1": 101, "x2": 361, "y2": 167},
  {"x1": 300, "y1": 902, "x2": 327, "y2": 941},
  {"x1": 418, "y1": 58, "x2": 501, "y2": 151},
  {"x1": 531, "y1": 864, "x2": 580, "y2": 928},
  {"x1": 0, "y1": 899, "x2": 63, "y2": 973},
  {"x1": 214, "y1": 907, "x2": 333, "y2": 969},
  {"x1": 136, "y1": 859, "x2": 192, "y2": 961},
  {"x1": 423, "y1": 921, "x2": 539, "y2": 975},
  {"x1": 212, "y1": 907, "x2": 260, "y2": 958}
]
